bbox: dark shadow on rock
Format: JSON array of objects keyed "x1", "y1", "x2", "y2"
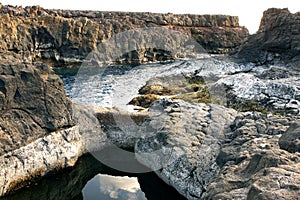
[{"x1": 0, "y1": 153, "x2": 186, "y2": 200}]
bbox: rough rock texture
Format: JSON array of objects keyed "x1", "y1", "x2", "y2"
[
  {"x1": 0, "y1": 4, "x2": 249, "y2": 66},
  {"x1": 205, "y1": 112, "x2": 300, "y2": 199},
  {"x1": 0, "y1": 126, "x2": 82, "y2": 197},
  {"x1": 0, "y1": 54, "x2": 74, "y2": 156},
  {"x1": 0, "y1": 53, "x2": 80, "y2": 197},
  {"x1": 235, "y1": 8, "x2": 300, "y2": 68},
  {"x1": 95, "y1": 107, "x2": 149, "y2": 150},
  {"x1": 1, "y1": 6, "x2": 300, "y2": 199},
  {"x1": 279, "y1": 122, "x2": 300, "y2": 153},
  {"x1": 131, "y1": 57, "x2": 300, "y2": 115},
  {"x1": 212, "y1": 70, "x2": 300, "y2": 115},
  {"x1": 133, "y1": 100, "x2": 300, "y2": 199},
  {"x1": 135, "y1": 99, "x2": 238, "y2": 199},
  {"x1": 128, "y1": 94, "x2": 160, "y2": 108},
  {"x1": 123, "y1": 53, "x2": 300, "y2": 199}
]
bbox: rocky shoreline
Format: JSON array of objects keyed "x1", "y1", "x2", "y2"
[
  {"x1": 0, "y1": 4, "x2": 248, "y2": 66},
  {"x1": 0, "y1": 4, "x2": 299, "y2": 200}
]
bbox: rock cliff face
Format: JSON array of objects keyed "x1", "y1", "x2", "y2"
[
  {"x1": 0, "y1": 54, "x2": 74, "y2": 156},
  {"x1": 235, "y1": 8, "x2": 300, "y2": 68},
  {"x1": 0, "y1": 4, "x2": 249, "y2": 66},
  {"x1": 1, "y1": 5, "x2": 299, "y2": 199},
  {"x1": 0, "y1": 53, "x2": 77, "y2": 196}
]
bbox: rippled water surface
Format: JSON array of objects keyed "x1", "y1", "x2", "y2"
[{"x1": 59, "y1": 59, "x2": 205, "y2": 110}]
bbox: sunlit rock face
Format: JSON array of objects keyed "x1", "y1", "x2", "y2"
[
  {"x1": 82, "y1": 174, "x2": 146, "y2": 200},
  {"x1": 0, "y1": 4, "x2": 249, "y2": 66}
]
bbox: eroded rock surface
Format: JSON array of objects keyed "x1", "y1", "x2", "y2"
[
  {"x1": 0, "y1": 4, "x2": 249, "y2": 66},
  {"x1": 205, "y1": 112, "x2": 300, "y2": 199},
  {"x1": 133, "y1": 100, "x2": 300, "y2": 199},
  {"x1": 0, "y1": 54, "x2": 74, "y2": 156},
  {"x1": 0, "y1": 126, "x2": 82, "y2": 196},
  {"x1": 134, "y1": 100, "x2": 237, "y2": 199},
  {"x1": 0, "y1": 54, "x2": 78, "y2": 196},
  {"x1": 235, "y1": 8, "x2": 300, "y2": 68}
]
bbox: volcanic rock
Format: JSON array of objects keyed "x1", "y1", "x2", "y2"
[
  {"x1": 235, "y1": 8, "x2": 300, "y2": 68},
  {"x1": 0, "y1": 4, "x2": 249, "y2": 66}
]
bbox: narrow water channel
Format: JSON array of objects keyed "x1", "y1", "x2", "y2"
[
  {"x1": 2, "y1": 57, "x2": 230, "y2": 199},
  {"x1": 0, "y1": 153, "x2": 186, "y2": 200},
  {"x1": 0, "y1": 61, "x2": 195, "y2": 200}
]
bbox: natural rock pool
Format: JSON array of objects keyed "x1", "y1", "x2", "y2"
[
  {"x1": 3, "y1": 56, "x2": 297, "y2": 200},
  {"x1": 50, "y1": 56, "x2": 299, "y2": 199},
  {"x1": 0, "y1": 153, "x2": 186, "y2": 200},
  {"x1": 23, "y1": 61, "x2": 199, "y2": 200}
]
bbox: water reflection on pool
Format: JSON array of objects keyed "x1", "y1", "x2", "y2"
[{"x1": 82, "y1": 174, "x2": 147, "y2": 200}]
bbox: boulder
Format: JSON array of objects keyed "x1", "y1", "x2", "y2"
[
  {"x1": 0, "y1": 54, "x2": 74, "y2": 156},
  {"x1": 279, "y1": 122, "x2": 300, "y2": 153},
  {"x1": 0, "y1": 53, "x2": 78, "y2": 196}
]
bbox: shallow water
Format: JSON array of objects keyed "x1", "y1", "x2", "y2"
[
  {"x1": 60, "y1": 59, "x2": 204, "y2": 110},
  {"x1": 18, "y1": 57, "x2": 243, "y2": 200},
  {"x1": 0, "y1": 153, "x2": 186, "y2": 200}
]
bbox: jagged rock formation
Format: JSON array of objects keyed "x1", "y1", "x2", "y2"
[
  {"x1": 235, "y1": 8, "x2": 300, "y2": 68},
  {"x1": 0, "y1": 4, "x2": 249, "y2": 66},
  {"x1": 0, "y1": 54, "x2": 74, "y2": 156},
  {"x1": 1, "y1": 5, "x2": 299, "y2": 200},
  {"x1": 134, "y1": 100, "x2": 300, "y2": 199},
  {"x1": 204, "y1": 111, "x2": 300, "y2": 199},
  {"x1": 123, "y1": 56, "x2": 300, "y2": 198},
  {"x1": 0, "y1": 54, "x2": 79, "y2": 196},
  {"x1": 129, "y1": 57, "x2": 300, "y2": 115}
]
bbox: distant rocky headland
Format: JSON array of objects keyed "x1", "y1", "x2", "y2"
[
  {"x1": 0, "y1": 4, "x2": 300, "y2": 200},
  {"x1": 0, "y1": 4, "x2": 248, "y2": 66},
  {"x1": 235, "y1": 8, "x2": 300, "y2": 68}
]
